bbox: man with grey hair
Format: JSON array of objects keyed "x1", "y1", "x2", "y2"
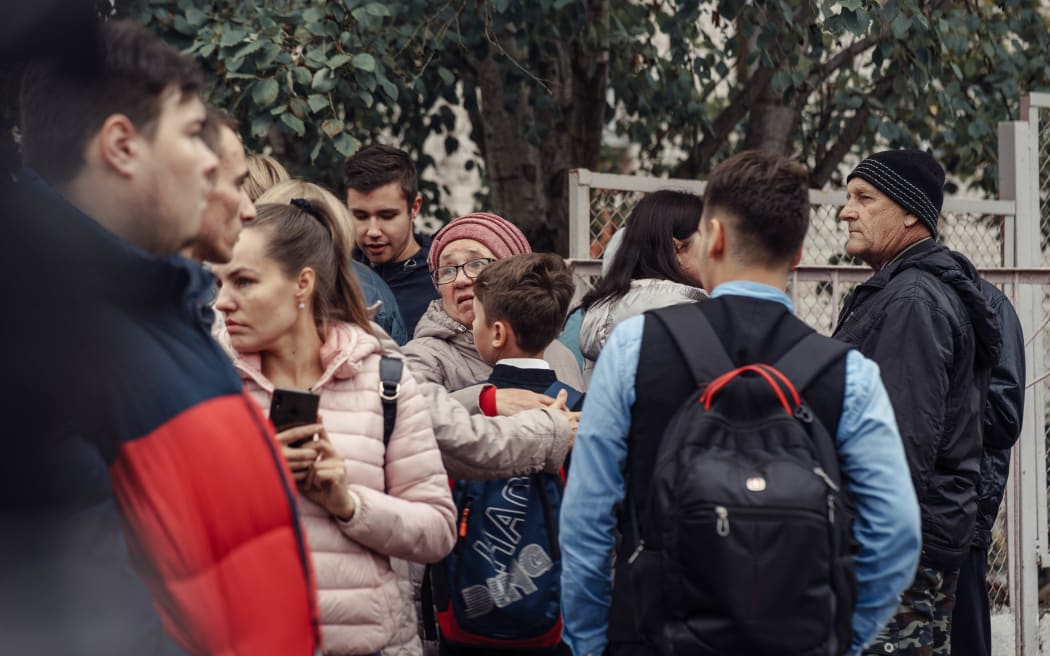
[{"x1": 834, "y1": 149, "x2": 1002, "y2": 655}]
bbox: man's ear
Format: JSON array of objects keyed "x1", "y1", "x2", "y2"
[
  {"x1": 410, "y1": 193, "x2": 423, "y2": 219},
  {"x1": 706, "y1": 217, "x2": 726, "y2": 260},
  {"x1": 96, "y1": 114, "x2": 140, "y2": 178},
  {"x1": 902, "y1": 212, "x2": 919, "y2": 228},
  {"x1": 789, "y1": 248, "x2": 803, "y2": 270}
]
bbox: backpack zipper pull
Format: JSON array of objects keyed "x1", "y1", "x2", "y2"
[
  {"x1": 813, "y1": 467, "x2": 840, "y2": 493},
  {"x1": 715, "y1": 506, "x2": 730, "y2": 536},
  {"x1": 458, "y1": 499, "x2": 473, "y2": 538},
  {"x1": 827, "y1": 495, "x2": 835, "y2": 524},
  {"x1": 628, "y1": 539, "x2": 645, "y2": 564}
]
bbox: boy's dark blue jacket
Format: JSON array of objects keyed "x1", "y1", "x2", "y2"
[{"x1": 1, "y1": 172, "x2": 319, "y2": 654}]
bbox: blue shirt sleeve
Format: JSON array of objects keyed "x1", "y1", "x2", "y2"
[
  {"x1": 560, "y1": 315, "x2": 643, "y2": 656},
  {"x1": 837, "y1": 350, "x2": 922, "y2": 654}
]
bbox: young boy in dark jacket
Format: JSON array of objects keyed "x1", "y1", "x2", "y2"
[{"x1": 429, "y1": 253, "x2": 580, "y2": 655}]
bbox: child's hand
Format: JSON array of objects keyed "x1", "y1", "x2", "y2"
[{"x1": 560, "y1": 409, "x2": 581, "y2": 449}]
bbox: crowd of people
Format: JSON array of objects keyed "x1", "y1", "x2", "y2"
[{"x1": 2, "y1": 16, "x2": 1027, "y2": 656}]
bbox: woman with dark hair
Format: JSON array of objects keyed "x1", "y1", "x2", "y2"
[
  {"x1": 212, "y1": 199, "x2": 456, "y2": 655},
  {"x1": 577, "y1": 189, "x2": 708, "y2": 381}
]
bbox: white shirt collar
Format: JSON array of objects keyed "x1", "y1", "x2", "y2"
[{"x1": 495, "y1": 357, "x2": 551, "y2": 370}]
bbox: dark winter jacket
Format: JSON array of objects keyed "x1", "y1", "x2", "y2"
[
  {"x1": 1, "y1": 171, "x2": 320, "y2": 654},
  {"x1": 972, "y1": 279, "x2": 1025, "y2": 550},
  {"x1": 834, "y1": 239, "x2": 1002, "y2": 570},
  {"x1": 354, "y1": 234, "x2": 439, "y2": 336}
]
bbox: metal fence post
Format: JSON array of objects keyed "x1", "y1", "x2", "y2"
[
  {"x1": 568, "y1": 169, "x2": 594, "y2": 260},
  {"x1": 998, "y1": 118, "x2": 1044, "y2": 655}
]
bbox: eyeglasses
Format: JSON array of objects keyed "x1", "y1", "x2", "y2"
[{"x1": 432, "y1": 257, "x2": 496, "y2": 285}]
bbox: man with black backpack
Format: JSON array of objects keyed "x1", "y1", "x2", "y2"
[{"x1": 560, "y1": 150, "x2": 921, "y2": 656}]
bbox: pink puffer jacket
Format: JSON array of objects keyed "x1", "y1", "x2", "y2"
[{"x1": 222, "y1": 321, "x2": 456, "y2": 655}]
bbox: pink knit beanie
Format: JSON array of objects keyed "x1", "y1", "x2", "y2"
[{"x1": 427, "y1": 212, "x2": 531, "y2": 271}]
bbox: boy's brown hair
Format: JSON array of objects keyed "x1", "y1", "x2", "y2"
[{"x1": 474, "y1": 253, "x2": 575, "y2": 355}]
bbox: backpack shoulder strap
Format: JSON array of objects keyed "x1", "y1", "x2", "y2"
[
  {"x1": 773, "y1": 333, "x2": 850, "y2": 396},
  {"x1": 379, "y1": 355, "x2": 403, "y2": 447},
  {"x1": 772, "y1": 333, "x2": 850, "y2": 479},
  {"x1": 648, "y1": 302, "x2": 734, "y2": 385}
]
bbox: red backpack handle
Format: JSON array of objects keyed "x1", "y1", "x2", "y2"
[{"x1": 699, "y1": 364, "x2": 800, "y2": 414}]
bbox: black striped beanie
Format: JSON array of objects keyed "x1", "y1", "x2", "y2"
[{"x1": 846, "y1": 150, "x2": 945, "y2": 237}]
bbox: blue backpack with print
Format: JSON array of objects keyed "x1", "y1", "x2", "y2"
[{"x1": 427, "y1": 472, "x2": 565, "y2": 649}]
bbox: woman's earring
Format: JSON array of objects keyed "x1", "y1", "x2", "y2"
[{"x1": 298, "y1": 301, "x2": 305, "y2": 310}]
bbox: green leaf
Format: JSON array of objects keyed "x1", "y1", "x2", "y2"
[
  {"x1": 312, "y1": 68, "x2": 336, "y2": 92},
  {"x1": 307, "y1": 94, "x2": 329, "y2": 113},
  {"x1": 350, "y1": 7, "x2": 381, "y2": 31},
  {"x1": 220, "y1": 28, "x2": 248, "y2": 48},
  {"x1": 256, "y1": 43, "x2": 282, "y2": 68},
  {"x1": 377, "y1": 76, "x2": 398, "y2": 102},
  {"x1": 437, "y1": 66, "x2": 455, "y2": 87},
  {"x1": 185, "y1": 7, "x2": 208, "y2": 26},
  {"x1": 302, "y1": 6, "x2": 325, "y2": 23},
  {"x1": 328, "y1": 54, "x2": 352, "y2": 69},
  {"x1": 250, "y1": 114, "x2": 271, "y2": 138},
  {"x1": 322, "y1": 119, "x2": 344, "y2": 137},
  {"x1": 172, "y1": 15, "x2": 193, "y2": 35},
  {"x1": 281, "y1": 113, "x2": 306, "y2": 137},
  {"x1": 232, "y1": 39, "x2": 265, "y2": 60},
  {"x1": 333, "y1": 133, "x2": 362, "y2": 158},
  {"x1": 365, "y1": 3, "x2": 392, "y2": 17},
  {"x1": 289, "y1": 97, "x2": 309, "y2": 119},
  {"x1": 252, "y1": 78, "x2": 279, "y2": 107},
  {"x1": 358, "y1": 90, "x2": 375, "y2": 108},
  {"x1": 292, "y1": 67, "x2": 312, "y2": 86},
  {"x1": 352, "y1": 53, "x2": 376, "y2": 72},
  {"x1": 891, "y1": 13, "x2": 910, "y2": 40}
]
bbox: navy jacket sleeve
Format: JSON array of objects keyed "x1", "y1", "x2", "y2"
[{"x1": 981, "y1": 284, "x2": 1025, "y2": 450}]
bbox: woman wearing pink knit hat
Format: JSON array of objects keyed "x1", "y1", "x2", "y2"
[{"x1": 403, "y1": 212, "x2": 584, "y2": 391}]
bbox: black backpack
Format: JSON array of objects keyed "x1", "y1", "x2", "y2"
[{"x1": 623, "y1": 306, "x2": 856, "y2": 656}]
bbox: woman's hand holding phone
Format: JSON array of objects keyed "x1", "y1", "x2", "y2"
[
  {"x1": 275, "y1": 422, "x2": 323, "y2": 481},
  {"x1": 298, "y1": 433, "x2": 355, "y2": 521}
]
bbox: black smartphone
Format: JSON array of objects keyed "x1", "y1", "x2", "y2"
[{"x1": 269, "y1": 388, "x2": 320, "y2": 448}]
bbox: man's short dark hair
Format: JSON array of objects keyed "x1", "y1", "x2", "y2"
[
  {"x1": 702, "y1": 150, "x2": 810, "y2": 265},
  {"x1": 19, "y1": 20, "x2": 204, "y2": 185},
  {"x1": 342, "y1": 144, "x2": 418, "y2": 207},
  {"x1": 474, "y1": 253, "x2": 575, "y2": 355},
  {"x1": 200, "y1": 106, "x2": 239, "y2": 159}
]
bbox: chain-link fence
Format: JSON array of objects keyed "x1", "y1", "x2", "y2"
[
  {"x1": 570, "y1": 171, "x2": 1017, "y2": 614},
  {"x1": 1036, "y1": 103, "x2": 1050, "y2": 624}
]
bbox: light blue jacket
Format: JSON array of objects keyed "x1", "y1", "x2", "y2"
[{"x1": 559, "y1": 281, "x2": 921, "y2": 656}]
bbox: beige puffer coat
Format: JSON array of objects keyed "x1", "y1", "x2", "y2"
[
  {"x1": 404, "y1": 300, "x2": 585, "y2": 392},
  {"x1": 579, "y1": 278, "x2": 708, "y2": 383}
]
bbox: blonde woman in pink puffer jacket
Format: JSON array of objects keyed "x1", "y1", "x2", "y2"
[{"x1": 213, "y1": 196, "x2": 456, "y2": 655}]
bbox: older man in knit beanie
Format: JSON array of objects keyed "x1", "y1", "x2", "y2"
[
  {"x1": 404, "y1": 211, "x2": 584, "y2": 392},
  {"x1": 833, "y1": 150, "x2": 1002, "y2": 656}
]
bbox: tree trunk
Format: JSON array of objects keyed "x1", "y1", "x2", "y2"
[
  {"x1": 474, "y1": 0, "x2": 609, "y2": 255},
  {"x1": 741, "y1": 75, "x2": 801, "y2": 155}
]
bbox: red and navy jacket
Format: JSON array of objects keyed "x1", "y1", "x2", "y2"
[{"x1": 2, "y1": 172, "x2": 320, "y2": 655}]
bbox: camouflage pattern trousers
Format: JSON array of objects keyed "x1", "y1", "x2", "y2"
[{"x1": 862, "y1": 566, "x2": 960, "y2": 655}]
